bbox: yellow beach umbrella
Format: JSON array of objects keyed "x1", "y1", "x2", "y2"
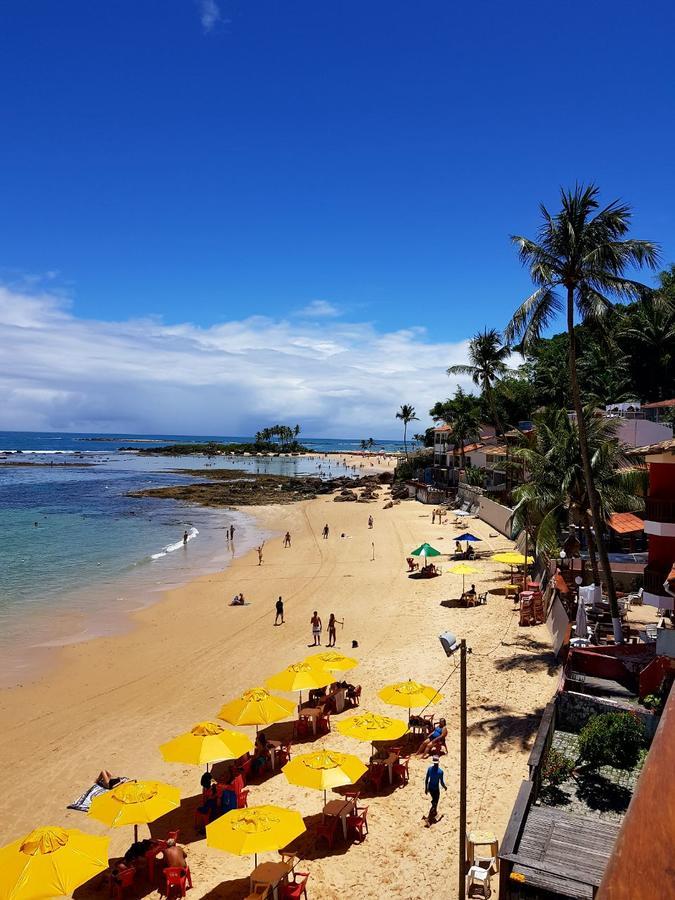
[
  {"x1": 336, "y1": 710, "x2": 408, "y2": 745},
  {"x1": 491, "y1": 551, "x2": 533, "y2": 566},
  {"x1": 0, "y1": 827, "x2": 109, "y2": 900},
  {"x1": 206, "y1": 805, "x2": 305, "y2": 866},
  {"x1": 379, "y1": 679, "x2": 443, "y2": 718},
  {"x1": 303, "y1": 650, "x2": 358, "y2": 673},
  {"x1": 218, "y1": 688, "x2": 296, "y2": 733},
  {"x1": 491, "y1": 551, "x2": 534, "y2": 581},
  {"x1": 449, "y1": 562, "x2": 479, "y2": 594},
  {"x1": 265, "y1": 661, "x2": 333, "y2": 706},
  {"x1": 89, "y1": 780, "x2": 180, "y2": 842},
  {"x1": 282, "y1": 749, "x2": 367, "y2": 804},
  {"x1": 160, "y1": 722, "x2": 253, "y2": 771}
]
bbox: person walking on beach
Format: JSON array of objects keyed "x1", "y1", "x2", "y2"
[
  {"x1": 257, "y1": 543, "x2": 264, "y2": 565},
  {"x1": 230, "y1": 524, "x2": 235, "y2": 542},
  {"x1": 327, "y1": 613, "x2": 343, "y2": 647},
  {"x1": 424, "y1": 755, "x2": 447, "y2": 825},
  {"x1": 275, "y1": 596, "x2": 285, "y2": 625},
  {"x1": 368, "y1": 515, "x2": 373, "y2": 529},
  {"x1": 183, "y1": 530, "x2": 189, "y2": 545},
  {"x1": 322, "y1": 523, "x2": 329, "y2": 540},
  {"x1": 310, "y1": 611, "x2": 322, "y2": 646},
  {"x1": 283, "y1": 531, "x2": 291, "y2": 548}
]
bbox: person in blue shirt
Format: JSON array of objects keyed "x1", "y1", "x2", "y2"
[{"x1": 425, "y1": 756, "x2": 447, "y2": 822}]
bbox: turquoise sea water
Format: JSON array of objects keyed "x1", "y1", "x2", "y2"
[{"x1": 0, "y1": 431, "x2": 389, "y2": 684}]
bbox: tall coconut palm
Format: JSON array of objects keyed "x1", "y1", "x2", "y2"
[
  {"x1": 396, "y1": 404, "x2": 419, "y2": 459},
  {"x1": 447, "y1": 328, "x2": 510, "y2": 434},
  {"x1": 620, "y1": 293, "x2": 675, "y2": 402},
  {"x1": 511, "y1": 408, "x2": 645, "y2": 585},
  {"x1": 505, "y1": 184, "x2": 659, "y2": 641}
]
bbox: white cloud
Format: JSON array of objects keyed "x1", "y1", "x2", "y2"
[
  {"x1": 0, "y1": 284, "x2": 474, "y2": 438},
  {"x1": 297, "y1": 300, "x2": 342, "y2": 318},
  {"x1": 196, "y1": 0, "x2": 221, "y2": 32}
]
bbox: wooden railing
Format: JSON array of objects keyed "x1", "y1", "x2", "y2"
[
  {"x1": 644, "y1": 496, "x2": 675, "y2": 524},
  {"x1": 527, "y1": 700, "x2": 557, "y2": 796}
]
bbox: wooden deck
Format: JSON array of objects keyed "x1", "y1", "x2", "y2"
[{"x1": 506, "y1": 806, "x2": 620, "y2": 899}]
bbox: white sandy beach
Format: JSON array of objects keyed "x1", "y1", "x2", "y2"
[{"x1": 0, "y1": 484, "x2": 558, "y2": 899}]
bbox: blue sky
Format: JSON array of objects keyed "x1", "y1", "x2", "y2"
[{"x1": 0, "y1": 0, "x2": 674, "y2": 436}]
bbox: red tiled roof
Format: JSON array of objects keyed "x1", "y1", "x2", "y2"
[
  {"x1": 626, "y1": 438, "x2": 675, "y2": 457},
  {"x1": 608, "y1": 513, "x2": 644, "y2": 534},
  {"x1": 462, "y1": 442, "x2": 484, "y2": 454},
  {"x1": 641, "y1": 399, "x2": 675, "y2": 409}
]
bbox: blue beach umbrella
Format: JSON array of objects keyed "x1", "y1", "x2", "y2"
[{"x1": 453, "y1": 532, "x2": 481, "y2": 554}]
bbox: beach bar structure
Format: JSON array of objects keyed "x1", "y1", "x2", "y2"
[{"x1": 628, "y1": 437, "x2": 675, "y2": 611}]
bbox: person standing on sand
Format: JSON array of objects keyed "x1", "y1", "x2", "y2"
[
  {"x1": 368, "y1": 515, "x2": 373, "y2": 529},
  {"x1": 424, "y1": 755, "x2": 447, "y2": 824},
  {"x1": 310, "y1": 611, "x2": 322, "y2": 645},
  {"x1": 327, "y1": 613, "x2": 343, "y2": 647},
  {"x1": 275, "y1": 596, "x2": 284, "y2": 625},
  {"x1": 322, "y1": 524, "x2": 329, "y2": 540},
  {"x1": 183, "y1": 530, "x2": 189, "y2": 545},
  {"x1": 257, "y1": 543, "x2": 264, "y2": 565},
  {"x1": 283, "y1": 531, "x2": 291, "y2": 548},
  {"x1": 230, "y1": 524, "x2": 235, "y2": 542}
]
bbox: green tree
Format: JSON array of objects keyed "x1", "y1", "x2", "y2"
[
  {"x1": 436, "y1": 388, "x2": 481, "y2": 470},
  {"x1": 395, "y1": 404, "x2": 419, "y2": 459},
  {"x1": 619, "y1": 285, "x2": 675, "y2": 402},
  {"x1": 506, "y1": 184, "x2": 659, "y2": 641},
  {"x1": 511, "y1": 408, "x2": 645, "y2": 585},
  {"x1": 447, "y1": 328, "x2": 510, "y2": 434}
]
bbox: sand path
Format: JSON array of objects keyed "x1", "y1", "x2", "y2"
[{"x1": 0, "y1": 493, "x2": 558, "y2": 899}]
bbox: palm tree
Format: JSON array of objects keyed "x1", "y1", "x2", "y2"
[
  {"x1": 512, "y1": 408, "x2": 645, "y2": 585},
  {"x1": 447, "y1": 328, "x2": 510, "y2": 434},
  {"x1": 439, "y1": 388, "x2": 481, "y2": 471},
  {"x1": 505, "y1": 184, "x2": 659, "y2": 641},
  {"x1": 395, "y1": 404, "x2": 419, "y2": 459},
  {"x1": 620, "y1": 292, "x2": 675, "y2": 402}
]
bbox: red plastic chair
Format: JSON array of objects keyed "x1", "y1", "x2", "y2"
[
  {"x1": 280, "y1": 871, "x2": 310, "y2": 899},
  {"x1": 293, "y1": 717, "x2": 311, "y2": 739},
  {"x1": 393, "y1": 757, "x2": 410, "y2": 785},
  {"x1": 350, "y1": 685, "x2": 362, "y2": 707},
  {"x1": 194, "y1": 809, "x2": 210, "y2": 833},
  {"x1": 347, "y1": 805, "x2": 369, "y2": 842},
  {"x1": 109, "y1": 867, "x2": 135, "y2": 900},
  {"x1": 367, "y1": 763, "x2": 386, "y2": 791},
  {"x1": 145, "y1": 844, "x2": 166, "y2": 881},
  {"x1": 318, "y1": 712, "x2": 331, "y2": 734},
  {"x1": 167, "y1": 830, "x2": 180, "y2": 843},
  {"x1": 163, "y1": 866, "x2": 192, "y2": 899},
  {"x1": 274, "y1": 743, "x2": 292, "y2": 768},
  {"x1": 342, "y1": 789, "x2": 361, "y2": 803},
  {"x1": 235, "y1": 755, "x2": 253, "y2": 785},
  {"x1": 313, "y1": 816, "x2": 339, "y2": 849}
]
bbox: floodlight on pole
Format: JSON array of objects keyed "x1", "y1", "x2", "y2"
[{"x1": 439, "y1": 632, "x2": 468, "y2": 900}]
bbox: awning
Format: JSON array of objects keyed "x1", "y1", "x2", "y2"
[{"x1": 608, "y1": 513, "x2": 644, "y2": 534}]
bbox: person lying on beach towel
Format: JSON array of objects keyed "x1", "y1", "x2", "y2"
[{"x1": 67, "y1": 772, "x2": 129, "y2": 812}]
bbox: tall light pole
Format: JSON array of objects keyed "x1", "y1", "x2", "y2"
[{"x1": 440, "y1": 631, "x2": 468, "y2": 900}]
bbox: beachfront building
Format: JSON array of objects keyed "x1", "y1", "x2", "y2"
[{"x1": 632, "y1": 437, "x2": 675, "y2": 613}]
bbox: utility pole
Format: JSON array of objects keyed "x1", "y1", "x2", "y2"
[
  {"x1": 439, "y1": 632, "x2": 468, "y2": 900},
  {"x1": 459, "y1": 638, "x2": 467, "y2": 900}
]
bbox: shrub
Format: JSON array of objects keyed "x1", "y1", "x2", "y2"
[
  {"x1": 577, "y1": 712, "x2": 646, "y2": 771},
  {"x1": 542, "y1": 748, "x2": 574, "y2": 787}
]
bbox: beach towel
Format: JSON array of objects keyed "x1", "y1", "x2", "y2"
[{"x1": 67, "y1": 777, "x2": 129, "y2": 812}]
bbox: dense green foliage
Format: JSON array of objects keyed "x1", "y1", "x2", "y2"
[
  {"x1": 542, "y1": 748, "x2": 575, "y2": 787},
  {"x1": 510, "y1": 408, "x2": 646, "y2": 577},
  {"x1": 577, "y1": 712, "x2": 646, "y2": 771}
]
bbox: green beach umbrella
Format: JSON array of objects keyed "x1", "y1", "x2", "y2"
[{"x1": 410, "y1": 543, "x2": 441, "y2": 559}]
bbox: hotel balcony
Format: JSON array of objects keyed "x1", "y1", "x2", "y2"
[
  {"x1": 643, "y1": 564, "x2": 671, "y2": 598},
  {"x1": 645, "y1": 496, "x2": 675, "y2": 524}
]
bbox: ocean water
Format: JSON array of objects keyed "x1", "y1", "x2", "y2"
[{"x1": 0, "y1": 431, "x2": 391, "y2": 684}]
